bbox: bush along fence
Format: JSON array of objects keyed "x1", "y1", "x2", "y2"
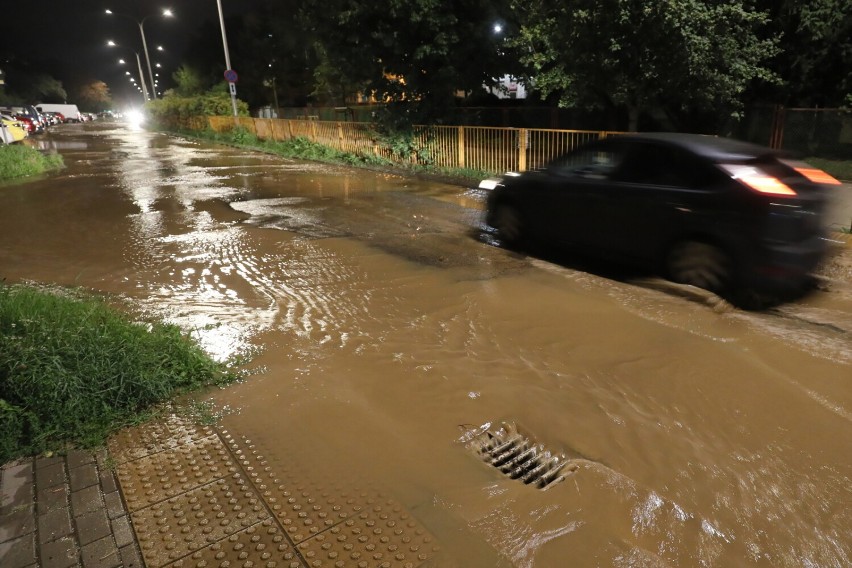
[{"x1": 195, "y1": 116, "x2": 621, "y2": 175}]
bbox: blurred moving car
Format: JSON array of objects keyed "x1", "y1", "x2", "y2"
[
  {"x1": 482, "y1": 133, "x2": 841, "y2": 298},
  {"x1": 0, "y1": 115, "x2": 28, "y2": 143}
]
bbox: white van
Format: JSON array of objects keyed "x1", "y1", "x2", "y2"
[{"x1": 36, "y1": 103, "x2": 82, "y2": 123}]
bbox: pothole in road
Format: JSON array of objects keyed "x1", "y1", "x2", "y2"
[{"x1": 461, "y1": 421, "x2": 576, "y2": 490}]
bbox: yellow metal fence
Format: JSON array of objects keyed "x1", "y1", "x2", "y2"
[{"x1": 206, "y1": 116, "x2": 620, "y2": 175}]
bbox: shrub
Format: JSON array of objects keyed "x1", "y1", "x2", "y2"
[{"x1": 146, "y1": 91, "x2": 249, "y2": 130}]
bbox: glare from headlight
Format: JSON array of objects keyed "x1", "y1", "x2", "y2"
[
  {"x1": 478, "y1": 178, "x2": 502, "y2": 190},
  {"x1": 126, "y1": 110, "x2": 145, "y2": 127}
]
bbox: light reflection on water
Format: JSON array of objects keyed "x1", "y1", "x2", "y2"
[{"x1": 0, "y1": 123, "x2": 849, "y2": 566}]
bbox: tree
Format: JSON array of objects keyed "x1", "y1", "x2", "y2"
[
  {"x1": 753, "y1": 0, "x2": 852, "y2": 107},
  {"x1": 238, "y1": 4, "x2": 318, "y2": 108},
  {"x1": 298, "y1": 0, "x2": 518, "y2": 119},
  {"x1": 75, "y1": 81, "x2": 111, "y2": 110},
  {"x1": 29, "y1": 74, "x2": 68, "y2": 103},
  {"x1": 169, "y1": 65, "x2": 207, "y2": 97},
  {"x1": 509, "y1": 0, "x2": 779, "y2": 131}
]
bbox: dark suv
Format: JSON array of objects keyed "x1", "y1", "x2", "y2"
[{"x1": 483, "y1": 133, "x2": 840, "y2": 298}]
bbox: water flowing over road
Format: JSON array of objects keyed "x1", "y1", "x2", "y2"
[{"x1": 2, "y1": 122, "x2": 850, "y2": 567}]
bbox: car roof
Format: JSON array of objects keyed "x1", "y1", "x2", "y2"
[{"x1": 615, "y1": 132, "x2": 778, "y2": 162}]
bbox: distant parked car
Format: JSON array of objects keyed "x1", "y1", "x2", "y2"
[
  {"x1": 0, "y1": 115, "x2": 28, "y2": 143},
  {"x1": 12, "y1": 114, "x2": 38, "y2": 134},
  {"x1": 43, "y1": 111, "x2": 66, "y2": 124},
  {"x1": 5, "y1": 105, "x2": 49, "y2": 132},
  {"x1": 36, "y1": 103, "x2": 82, "y2": 123},
  {"x1": 482, "y1": 133, "x2": 840, "y2": 299}
]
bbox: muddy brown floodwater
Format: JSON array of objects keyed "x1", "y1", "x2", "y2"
[{"x1": 2, "y1": 123, "x2": 851, "y2": 567}]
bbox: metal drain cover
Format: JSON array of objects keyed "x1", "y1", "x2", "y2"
[{"x1": 462, "y1": 422, "x2": 574, "y2": 490}]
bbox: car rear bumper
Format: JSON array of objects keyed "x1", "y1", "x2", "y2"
[{"x1": 743, "y1": 236, "x2": 828, "y2": 292}]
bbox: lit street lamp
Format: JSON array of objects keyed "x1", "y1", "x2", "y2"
[
  {"x1": 105, "y1": 8, "x2": 173, "y2": 100},
  {"x1": 109, "y1": 40, "x2": 149, "y2": 101}
]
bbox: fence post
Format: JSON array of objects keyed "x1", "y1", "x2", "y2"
[
  {"x1": 769, "y1": 105, "x2": 785, "y2": 150},
  {"x1": 311, "y1": 120, "x2": 318, "y2": 142},
  {"x1": 518, "y1": 128, "x2": 527, "y2": 172},
  {"x1": 337, "y1": 122, "x2": 344, "y2": 151},
  {"x1": 458, "y1": 126, "x2": 465, "y2": 169}
]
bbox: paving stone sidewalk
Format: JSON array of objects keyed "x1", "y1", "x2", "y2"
[{"x1": 0, "y1": 450, "x2": 144, "y2": 568}]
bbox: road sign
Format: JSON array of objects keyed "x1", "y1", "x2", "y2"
[
  {"x1": 224, "y1": 69, "x2": 238, "y2": 83},
  {"x1": 229, "y1": 82, "x2": 237, "y2": 96}
]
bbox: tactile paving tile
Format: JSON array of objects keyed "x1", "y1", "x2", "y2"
[
  {"x1": 296, "y1": 499, "x2": 441, "y2": 568},
  {"x1": 133, "y1": 475, "x2": 270, "y2": 567},
  {"x1": 220, "y1": 432, "x2": 367, "y2": 544},
  {"x1": 109, "y1": 413, "x2": 217, "y2": 463},
  {"x1": 118, "y1": 435, "x2": 239, "y2": 511},
  {"x1": 165, "y1": 519, "x2": 307, "y2": 568}
]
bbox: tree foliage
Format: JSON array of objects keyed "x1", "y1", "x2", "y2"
[
  {"x1": 230, "y1": 4, "x2": 318, "y2": 109},
  {"x1": 169, "y1": 65, "x2": 208, "y2": 97},
  {"x1": 754, "y1": 0, "x2": 852, "y2": 107},
  {"x1": 2, "y1": 70, "x2": 67, "y2": 104},
  {"x1": 168, "y1": 0, "x2": 850, "y2": 133},
  {"x1": 296, "y1": 0, "x2": 516, "y2": 118},
  {"x1": 75, "y1": 81, "x2": 111, "y2": 110},
  {"x1": 509, "y1": 0, "x2": 779, "y2": 130}
]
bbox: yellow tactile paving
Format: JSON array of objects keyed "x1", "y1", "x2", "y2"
[
  {"x1": 108, "y1": 414, "x2": 217, "y2": 464},
  {"x1": 117, "y1": 434, "x2": 238, "y2": 511},
  {"x1": 111, "y1": 415, "x2": 440, "y2": 568},
  {"x1": 165, "y1": 519, "x2": 306, "y2": 568},
  {"x1": 133, "y1": 475, "x2": 269, "y2": 567}
]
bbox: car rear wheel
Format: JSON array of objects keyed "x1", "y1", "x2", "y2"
[
  {"x1": 667, "y1": 241, "x2": 733, "y2": 293},
  {"x1": 491, "y1": 202, "x2": 525, "y2": 248}
]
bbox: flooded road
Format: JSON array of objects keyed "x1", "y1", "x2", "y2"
[{"x1": 2, "y1": 122, "x2": 850, "y2": 567}]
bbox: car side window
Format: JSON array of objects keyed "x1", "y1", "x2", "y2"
[
  {"x1": 615, "y1": 143, "x2": 717, "y2": 189},
  {"x1": 548, "y1": 143, "x2": 626, "y2": 179}
]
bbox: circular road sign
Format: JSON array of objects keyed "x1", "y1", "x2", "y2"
[{"x1": 224, "y1": 69, "x2": 238, "y2": 83}]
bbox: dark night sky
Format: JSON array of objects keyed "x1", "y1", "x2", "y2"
[{"x1": 1, "y1": 0, "x2": 261, "y2": 105}]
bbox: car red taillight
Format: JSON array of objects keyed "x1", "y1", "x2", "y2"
[
  {"x1": 778, "y1": 159, "x2": 842, "y2": 186},
  {"x1": 792, "y1": 167, "x2": 841, "y2": 185},
  {"x1": 720, "y1": 164, "x2": 796, "y2": 196}
]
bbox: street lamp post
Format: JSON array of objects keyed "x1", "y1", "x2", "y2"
[
  {"x1": 105, "y1": 8, "x2": 172, "y2": 99},
  {"x1": 109, "y1": 41, "x2": 149, "y2": 101}
]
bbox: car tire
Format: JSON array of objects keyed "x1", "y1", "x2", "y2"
[
  {"x1": 491, "y1": 202, "x2": 525, "y2": 248},
  {"x1": 667, "y1": 241, "x2": 734, "y2": 294}
]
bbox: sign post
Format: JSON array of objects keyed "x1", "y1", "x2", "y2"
[
  {"x1": 224, "y1": 69, "x2": 238, "y2": 112},
  {"x1": 216, "y1": 0, "x2": 239, "y2": 120}
]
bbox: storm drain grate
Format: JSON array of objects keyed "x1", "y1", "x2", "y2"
[{"x1": 462, "y1": 422, "x2": 573, "y2": 490}]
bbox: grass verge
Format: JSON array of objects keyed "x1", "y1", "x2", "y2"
[
  {"x1": 0, "y1": 282, "x2": 237, "y2": 462},
  {"x1": 171, "y1": 126, "x2": 492, "y2": 185},
  {"x1": 0, "y1": 144, "x2": 64, "y2": 181}
]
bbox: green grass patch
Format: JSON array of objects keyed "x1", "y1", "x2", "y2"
[
  {"x1": 172, "y1": 126, "x2": 492, "y2": 184},
  {"x1": 805, "y1": 157, "x2": 852, "y2": 182},
  {"x1": 0, "y1": 144, "x2": 64, "y2": 181},
  {"x1": 192, "y1": 126, "x2": 394, "y2": 167},
  {"x1": 0, "y1": 283, "x2": 237, "y2": 462}
]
